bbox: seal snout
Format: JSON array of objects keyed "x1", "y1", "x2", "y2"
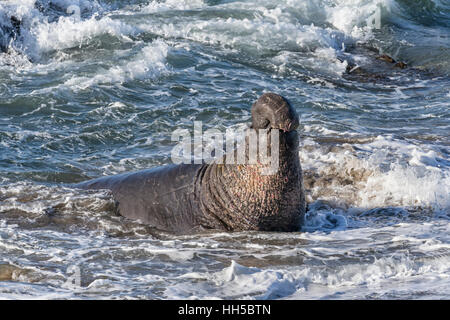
[{"x1": 251, "y1": 93, "x2": 299, "y2": 132}]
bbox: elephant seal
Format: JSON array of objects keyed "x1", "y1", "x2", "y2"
[{"x1": 75, "y1": 93, "x2": 306, "y2": 233}]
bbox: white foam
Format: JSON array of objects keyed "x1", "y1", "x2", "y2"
[
  {"x1": 1, "y1": 0, "x2": 403, "y2": 78},
  {"x1": 63, "y1": 39, "x2": 170, "y2": 89},
  {"x1": 128, "y1": 0, "x2": 406, "y2": 77},
  {"x1": 140, "y1": 0, "x2": 205, "y2": 13},
  {"x1": 326, "y1": 0, "x2": 395, "y2": 38},
  {"x1": 136, "y1": 1, "x2": 352, "y2": 62},
  {"x1": 0, "y1": 182, "x2": 114, "y2": 216},
  {"x1": 311, "y1": 47, "x2": 348, "y2": 75},
  {"x1": 165, "y1": 249, "x2": 450, "y2": 299},
  {"x1": 300, "y1": 135, "x2": 450, "y2": 212},
  {"x1": 34, "y1": 15, "x2": 136, "y2": 52},
  {"x1": 302, "y1": 205, "x2": 348, "y2": 232},
  {"x1": 359, "y1": 162, "x2": 450, "y2": 210},
  {"x1": 0, "y1": 0, "x2": 133, "y2": 61}
]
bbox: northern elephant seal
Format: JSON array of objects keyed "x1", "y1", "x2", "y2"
[{"x1": 75, "y1": 93, "x2": 306, "y2": 233}]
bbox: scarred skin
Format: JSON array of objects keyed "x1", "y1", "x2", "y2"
[{"x1": 75, "y1": 93, "x2": 306, "y2": 233}]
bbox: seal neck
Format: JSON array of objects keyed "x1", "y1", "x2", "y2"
[{"x1": 195, "y1": 129, "x2": 302, "y2": 231}]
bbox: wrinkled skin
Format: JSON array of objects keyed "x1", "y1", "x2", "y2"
[{"x1": 75, "y1": 93, "x2": 306, "y2": 233}]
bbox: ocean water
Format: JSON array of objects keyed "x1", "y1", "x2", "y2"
[{"x1": 0, "y1": 0, "x2": 449, "y2": 300}]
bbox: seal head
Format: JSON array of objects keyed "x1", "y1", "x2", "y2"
[{"x1": 251, "y1": 93, "x2": 299, "y2": 132}]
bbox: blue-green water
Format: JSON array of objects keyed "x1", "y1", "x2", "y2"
[{"x1": 0, "y1": 0, "x2": 449, "y2": 299}]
